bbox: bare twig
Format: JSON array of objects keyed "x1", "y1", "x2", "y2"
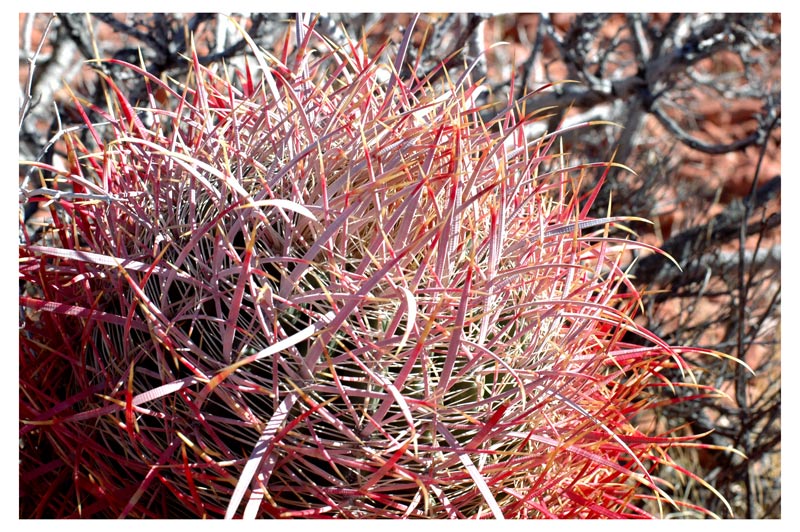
[
  {"x1": 19, "y1": 14, "x2": 56, "y2": 131},
  {"x1": 732, "y1": 108, "x2": 780, "y2": 519},
  {"x1": 198, "y1": 14, "x2": 266, "y2": 66},
  {"x1": 650, "y1": 102, "x2": 777, "y2": 155},
  {"x1": 91, "y1": 13, "x2": 167, "y2": 57},
  {"x1": 516, "y1": 15, "x2": 545, "y2": 101},
  {"x1": 424, "y1": 13, "x2": 490, "y2": 87},
  {"x1": 464, "y1": 14, "x2": 488, "y2": 82},
  {"x1": 21, "y1": 13, "x2": 35, "y2": 56},
  {"x1": 630, "y1": 174, "x2": 780, "y2": 288}
]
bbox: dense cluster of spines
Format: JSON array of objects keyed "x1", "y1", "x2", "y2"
[{"x1": 19, "y1": 20, "x2": 730, "y2": 518}]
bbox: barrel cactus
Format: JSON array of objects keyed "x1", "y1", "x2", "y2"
[{"x1": 19, "y1": 17, "x2": 734, "y2": 518}]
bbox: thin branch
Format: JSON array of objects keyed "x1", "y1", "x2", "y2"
[
  {"x1": 631, "y1": 175, "x2": 780, "y2": 287},
  {"x1": 57, "y1": 12, "x2": 106, "y2": 73},
  {"x1": 650, "y1": 102, "x2": 770, "y2": 155},
  {"x1": 198, "y1": 14, "x2": 266, "y2": 66},
  {"x1": 313, "y1": 13, "x2": 352, "y2": 49},
  {"x1": 19, "y1": 15, "x2": 56, "y2": 130},
  {"x1": 516, "y1": 15, "x2": 545, "y2": 101},
  {"x1": 424, "y1": 13, "x2": 490, "y2": 87},
  {"x1": 628, "y1": 13, "x2": 651, "y2": 62},
  {"x1": 733, "y1": 109, "x2": 780, "y2": 518},
  {"x1": 520, "y1": 101, "x2": 621, "y2": 143},
  {"x1": 91, "y1": 13, "x2": 167, "y2": 57},
  {"x1": 464, "y1": 14, "x2": 488, "y2": 82},
  {"x1": 424, "y1": 13, "x2": 460, "y2": 68},
  {"x1": 22, "y1": 12, "x2": 35, "y2": 57}
]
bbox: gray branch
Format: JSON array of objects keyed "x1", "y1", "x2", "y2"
[{"x1": 630, "y1": 174, "x2": 781, "y2": 288}]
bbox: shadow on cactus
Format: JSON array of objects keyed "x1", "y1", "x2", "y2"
[{"x1": 19, "y1": 17, "x2": 742, "y2": 518}]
